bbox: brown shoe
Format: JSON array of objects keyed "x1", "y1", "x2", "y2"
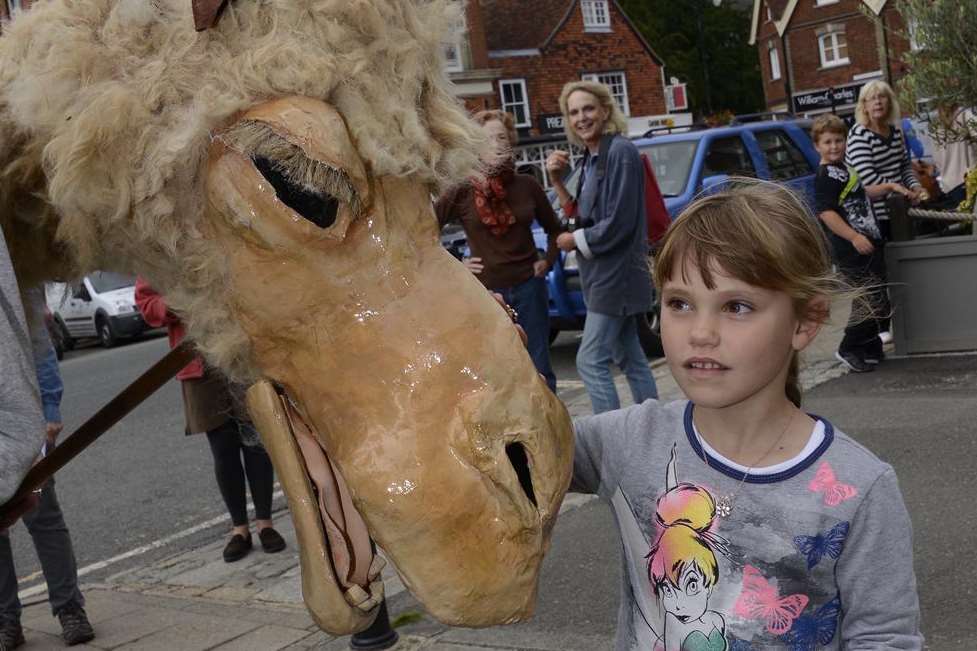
[
  {"x1": 58, "y1": 607, "x2": 94, "y2": 646},
  {"x1": 258, "y1": 527, "x2": 286, "y2": 553},
  {"x1": 222, "y1": 533, "x2": 253, "y2": 562}
]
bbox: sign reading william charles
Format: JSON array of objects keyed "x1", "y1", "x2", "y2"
[{"x1": 792, "y1": 83, "x2": 864, "y2": 113}]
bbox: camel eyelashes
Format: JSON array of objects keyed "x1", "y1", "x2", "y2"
[{"x1": 220, "y1": 120, "x2": 362, "y2": 228}]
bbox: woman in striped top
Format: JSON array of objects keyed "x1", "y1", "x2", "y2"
[{"x1": 845, "y1": 80, "x2": 925, "y2": 240}]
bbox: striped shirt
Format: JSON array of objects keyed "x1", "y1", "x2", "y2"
[{"x1": 845, "y1": 123, "x2": 920, "y2": 221}]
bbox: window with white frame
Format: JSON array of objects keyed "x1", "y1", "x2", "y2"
[
  {"x1": 582, "y1": 72, "x2": 630, "y2": 116},
  {"x1": 581, "y1": 0, "x2": 610, "y2": 31},
  {"x1": 818, "y1": 29, "x2": 849, "y2": 68},
  {"x1": 499, "y1": 79, "x2": 531, "y2": 128},
  {"x1": 442, "y1": 8, "x2": 465, "y2": 72},
  {"x1": 768, "y1": 44, "x2": 781, "y2": 80}
]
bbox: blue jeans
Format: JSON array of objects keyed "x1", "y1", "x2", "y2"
[
  {"x1": 499, "y1": 276, "x2": 557, "y2": 392},
  {"x1": 576, "y1": 311, "x2": 657, "y2": 414}
]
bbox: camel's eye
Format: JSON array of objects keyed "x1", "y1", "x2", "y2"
[
  {"x1": 253, "y1": 156, "x2": 339, "y2": 229},
  {"x1": 220, "y1": 120, "x2": 362, "y2": 232}
]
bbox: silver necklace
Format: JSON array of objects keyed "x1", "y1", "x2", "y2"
[{"x1": 695, "y1": 409, "x2": 796, "y2": 518}]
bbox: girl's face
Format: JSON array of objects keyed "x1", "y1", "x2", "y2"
[
  {"x1": 866, "y1": 93, "x2": 889, "y2": 122},
  {"x1": 658, "y1": 566, "x2": 711, "y2": 623},
  {"x1": 566, "y1": 90, "x2": 608, "y2": 147},
  {"x1": 660, "y1": 257, "x2": 821, "y2": 410}
]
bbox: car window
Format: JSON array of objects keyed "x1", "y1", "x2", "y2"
[
  {"x1": 88, "y1": 271, "x2": 135, "y2": 294},
  {"x1": 702, "y1": 137, "x2": 756, "y2": 178},
  {"x1": 639, "y1": 141, "x2": 698, "y2": 197},
  {"x1": 755, "y1": 129, "x2": 812, "y2": 180}
]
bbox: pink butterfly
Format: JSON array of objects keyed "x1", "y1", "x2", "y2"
[
  {"x1": 734, "y1": 565, "x2": 809, "y2": 635},
  {"x1": 808, "y1": 462, "x2": 858, "y2": 506}
]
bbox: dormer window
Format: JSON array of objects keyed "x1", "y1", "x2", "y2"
[{"x1": 581, "y1": 1, "x2": 611, "y2": 32}]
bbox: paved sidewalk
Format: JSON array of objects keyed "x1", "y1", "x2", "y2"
[{"x1": 16, "y1": 307, "x2": 856, "y2": 650}]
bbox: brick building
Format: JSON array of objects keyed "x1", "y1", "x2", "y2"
[
  {"x1": 446, "y1": 0, "x2": 685, "y2": 185},
  {"x1": 749, "y1": 0, "x2": 912, "y2": 118}
]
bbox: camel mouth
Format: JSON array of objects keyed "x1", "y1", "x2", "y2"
[{"x1": 244, "y1": 381, "x2": 383, "y2": 635}]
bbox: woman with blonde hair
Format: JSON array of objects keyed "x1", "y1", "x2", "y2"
[
  {"x1": 544, "y1": 80, "x2": 658, "y2": 414},
  {"x1": 846, "y1": 80, "x2": 925, "y2": 242}
]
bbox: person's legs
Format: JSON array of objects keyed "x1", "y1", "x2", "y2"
[
  {"x1": 836, "y1": 255, "x2": 879, "y2": 368},
  {"x1": 22, "y1": 480, "x2": 84, "y2": 617},
  {"x1": 206, "y1": 420, "x2": 250, "y2": 528},
  {"x1": 867, "y1": 245, "x2": 891, "y2": 341},
  {"x1": 576, "y1": 312, "x2": 624, "y2": 414},
  {"x1": 614, "y1": 314, "x2": 658, "y2": 403},
  {"x1": 509, "y1": 277, "x2": 556, "y2": 392},
  {"x1": 0, "y1": 529, "x2": 25, "y2": 647},
  {"x1": 238, "y1": 426, "x2": 274, "y2": 522},
  {"x1": 22, "y1": 480, "x2": 93, "y2": 645}
]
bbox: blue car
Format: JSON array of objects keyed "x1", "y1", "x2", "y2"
[
  {"x1": 441, "y1": 118, "x2": 820, "y2": 357},
  {"x1": 540, "y1": 117, "x2": 819, "y2": 354}
]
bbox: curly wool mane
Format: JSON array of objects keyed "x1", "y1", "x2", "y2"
[{"x1": 0, "y1": 0, "x2": 485, "y2": 380}]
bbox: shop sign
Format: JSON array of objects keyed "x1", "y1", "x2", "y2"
[
  {"x1": 792, "y1": 82, "x2": 864, "y2": 113},
  {"x1": 537, "y1": 113, "x2": 564, "y2": 134}
]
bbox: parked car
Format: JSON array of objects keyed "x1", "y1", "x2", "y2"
[
  {"x1": 540, "y1": 117, "x2": 819, "y2": 353},
  {"x1": 43, "y1": 305, "x2": 65, "y2": 360},
  {"x1": 46, "y1": 271, "x2": 148, "y2": 348}
]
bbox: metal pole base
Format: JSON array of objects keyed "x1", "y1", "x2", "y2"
[{"x1": 349, "y1": 600, "x2": 399, "y2": 650}]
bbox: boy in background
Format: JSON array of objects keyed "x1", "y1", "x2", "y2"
[{"x1": 813, "y1": 114, "x2": 911, "y2": 372}]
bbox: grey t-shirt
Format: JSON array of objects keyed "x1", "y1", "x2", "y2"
[
  {"x1": 573, "y1": 399, "x2": 923, "y2": 651},
  {"x1": 0, "y1": 229, "x2": 44, "y2": 504}
]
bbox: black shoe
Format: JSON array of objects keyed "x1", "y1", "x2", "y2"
[
  {"x1": 258, "y1": 527, "x2": 286, "y2": 553},
  {"x1": 222, "y1": 533, "x2": 253, "y2": 562},
  {"x1": 0, "y1": 617, "x2": 24, "y2": 650},
  {"x1": 835, "y1": 351, "x2": 874, "y2": 373},
  {"x1": 58, "y1": 607, "x2": 94, "y2": 646}
]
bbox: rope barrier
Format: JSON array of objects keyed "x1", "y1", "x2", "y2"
[{"x1": 907, "y1": 208, "x2": 976, "y2": 223}]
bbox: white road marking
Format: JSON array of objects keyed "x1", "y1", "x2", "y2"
[{"x1": 17, "y1": 488, "x2": 285, "y2": 601}]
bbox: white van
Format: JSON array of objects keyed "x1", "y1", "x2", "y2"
[{"x1": 46, "y1": 272, "x2": 148, "y2": 348}]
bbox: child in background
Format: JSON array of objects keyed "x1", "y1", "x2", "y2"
[
  {"x1": 812, "y1": 113, "x2": 912, "y2": 372},
  {"x1": 571, "y1": 182, "x2": 922, "y2": 650}
]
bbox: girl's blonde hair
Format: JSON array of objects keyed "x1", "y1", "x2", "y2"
[
  {"x1": 855, "y1": 80, "x2": 901, "y2": 127},
  {"x1": 558, "y1": 80, "x2": 629, "y2": 148},
  {"x1": 653, "y1": 180, "x2": 840, "y2": 407}
]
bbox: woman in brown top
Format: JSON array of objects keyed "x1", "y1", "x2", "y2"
[{"x1": 435, "y1": 110, "x2": 563, "y2": 391}]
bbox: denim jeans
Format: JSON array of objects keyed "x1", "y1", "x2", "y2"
[
  {"x1": 498, "y1": 276, "x2": 557, "y2": 392},
  {"x1": 0, "y1": 479, "x2": 84, "y2": 620},
  {"x1": 576, "y1": 311, "x2": 658, "y2": 414}
]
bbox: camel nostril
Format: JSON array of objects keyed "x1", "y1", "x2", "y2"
[{"x1": 505, "y1": 442, "x2": 537, "y2": 508}]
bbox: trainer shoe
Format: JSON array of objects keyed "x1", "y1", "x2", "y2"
[
  {"x1": 835, "y1": 351, "x2": 874, "y2": 373},
  {"x1": 58, "y1": 607, "x2": 94, "y2": 646},
  {"x1": 259, "y1": 527, "x2": 287, "y2": 553},
  {"x1": 879, "y1": 330, "x2": 894, "y2": 345},
  {"x1": 223, "y1": 533, "x2": 253, "y2": 562},
  {"x1": 0, "y1": 617, "x2": 24, "y2": 650}
]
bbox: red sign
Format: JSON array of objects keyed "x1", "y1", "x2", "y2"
[{"x1": 666, "y1": 84, "x2": 688, "y2": 112}]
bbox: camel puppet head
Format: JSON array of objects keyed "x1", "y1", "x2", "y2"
[{"x1": 0, "y1": 0, "x2": 573, "y2": 634}]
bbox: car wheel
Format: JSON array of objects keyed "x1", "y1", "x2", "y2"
[
  {"x1": 97, "y1": 316, "x2": 117, "y2": 348},
  {"x1": 548, "y1": 327, "x2": 560, "y2": 345},
  {"x1": 638, "y1": 312, "x2": 664, "y2": 359},
  {"x1": 56, "y1": 317, "x2": 74, "y2": 351}
]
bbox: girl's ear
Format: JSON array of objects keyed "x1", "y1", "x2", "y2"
[{"x1": 792, "y1": 295, "x2": 830, "y2": 352}]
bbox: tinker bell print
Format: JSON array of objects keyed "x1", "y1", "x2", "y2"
[{"x1": 613, "y1": 445, "x2": 730, "y2": 651}]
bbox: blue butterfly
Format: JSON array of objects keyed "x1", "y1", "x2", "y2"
[
  {"x1": 793, "y1": 521, "x2": 850, "y2": 570},
  {"x1": 779, "y1": 594, "x2": 841, "y2": 651}
]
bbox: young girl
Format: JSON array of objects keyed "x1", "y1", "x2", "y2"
[{"x1": 572, "y1": 181, "x2": 922, "y2": 650}]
